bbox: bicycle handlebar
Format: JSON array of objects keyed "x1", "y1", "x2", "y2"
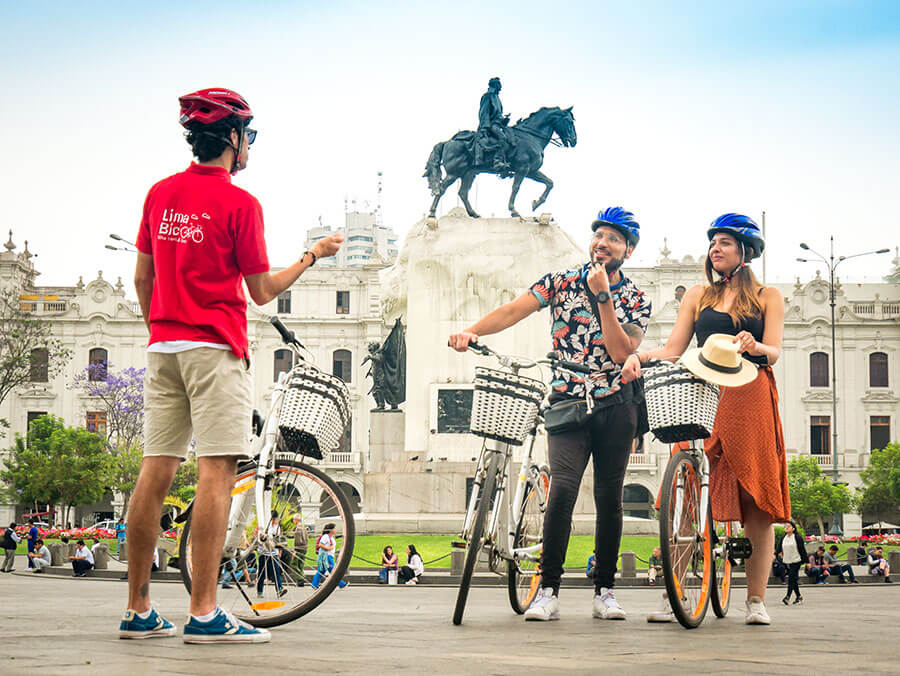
[
  {"x1": 270, "y1": 316, "x2": 306, "y2": 351},
  {"x1": 450, "y1": 338, "x2": 593, "y2": 377},
  {"x1": 545, "y1": 352, "x2": 592, "y2": 374}
]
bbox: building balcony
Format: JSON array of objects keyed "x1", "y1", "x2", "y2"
[
  {"x1": 627, "y1": 453, "x2": 657, "y2": 470},
  {"x1": 786, "y1": 453, "x2": 845, "y2": 469},
  {"x1": 315, "y1": 451, "x2": 363, "y2": 471}
]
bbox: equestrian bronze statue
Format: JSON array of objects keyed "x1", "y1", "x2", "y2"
[{"x1": 423, "y1": 78, "x2": 576, "y2": 219}]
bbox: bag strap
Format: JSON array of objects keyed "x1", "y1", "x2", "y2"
[{"x1": 586, "y1": 288, "x2": 604, "y2": 325}]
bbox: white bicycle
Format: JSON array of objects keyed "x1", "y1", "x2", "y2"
[
  {"x1": 177, "y1": 317, "x2": 356, "y2": 627},
  {"x1": 451, "y1": 340, "x2": 592, "y2": 625}
]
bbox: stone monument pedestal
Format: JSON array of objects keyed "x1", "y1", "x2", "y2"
[{"x1": 368, "y1": 410, "x2": 406, "y2": 472}]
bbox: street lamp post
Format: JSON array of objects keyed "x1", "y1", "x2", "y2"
[{"x1": 797, "y1": 238, "x2": 889, "y2": 537}]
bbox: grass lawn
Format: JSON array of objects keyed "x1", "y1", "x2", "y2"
[{"x1": 18, "y1": 535, "x2": 897, "y2": 570}]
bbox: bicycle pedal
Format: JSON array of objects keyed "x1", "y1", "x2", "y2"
[
  {"x1": 726, "y1": 537, "x2": 753, "y2": 560},
  {"x1": 451, "y1": 540, "x2": 467, "y2": 549}
]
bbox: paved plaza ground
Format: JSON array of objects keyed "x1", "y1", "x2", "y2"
[{"x1": 2, "y1": 569, "x2": 898, "y2": 675}]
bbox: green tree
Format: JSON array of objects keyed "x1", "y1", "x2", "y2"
[
  {"x1": 857, "y1": 442, "x2": 900, "y2": 526},
  {"x1": 787, "y1": 456, "x2": 853, "y2": 535},
  {"x1": 169, "y1": 454, "x2": 198, "y2": 503},
  {"x1": 1, "y1": 415, "x2": 111, "y2": 524},
  {"x1": 70, "y1": 365, "x2": 145, "y2": 514}
]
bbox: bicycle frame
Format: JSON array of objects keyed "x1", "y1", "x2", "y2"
[{"x1": 460, "y1": 427, "x2": 546, "y2": 571}]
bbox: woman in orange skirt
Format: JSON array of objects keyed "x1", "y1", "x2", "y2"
[{"x1": 621, "y1": 214, "x2": 788, "y2": 625}]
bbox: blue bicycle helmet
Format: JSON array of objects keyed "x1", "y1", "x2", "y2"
[
  {"x1": 591, "y1": 207, "x2": 640, "y2": 247},
  {"x1": 707, "y1": 213, "x2": 764, "y2": 260}
]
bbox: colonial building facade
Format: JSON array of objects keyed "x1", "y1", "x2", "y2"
[{"x1": 1, "y1": 232, "x2": 897, "y2": 534}]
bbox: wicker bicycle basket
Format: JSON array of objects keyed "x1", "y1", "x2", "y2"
[
  {"x1": 277, "y1": 363, "x2": 351, "y2": 460},
  {"x1": 470, "y1": 366, "x2": 547, "y2": 446},
  {"x1": 642, "y1": 361, "x2": 720, "y2": 443}
]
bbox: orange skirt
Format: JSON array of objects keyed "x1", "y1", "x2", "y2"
[{"x1": 661, "y1": 367, "x2": 791, "y2": 524}]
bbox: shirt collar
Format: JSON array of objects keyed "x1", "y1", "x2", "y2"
[{"x1": 187, "y1": 162, "x2": 232, "y2": 181}]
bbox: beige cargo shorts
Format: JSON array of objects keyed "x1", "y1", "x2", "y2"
[{"x1": 144, "y1": 347, "x2": 252, "y2": 459}]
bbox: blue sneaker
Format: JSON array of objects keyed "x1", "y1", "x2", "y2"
[
  {"x1": 119, "y1": 608, "x2": 177, "y2": 639},
  {"x1": 183, "y1": 608, "x2": 271, "y2": 644}
]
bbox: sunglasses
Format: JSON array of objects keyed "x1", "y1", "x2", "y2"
[{"x1": 245, "y1": 128, "x2": 257, "y2": 145}]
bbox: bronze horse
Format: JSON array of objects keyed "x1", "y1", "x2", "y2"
[{"x1": 423, "y1": 106, "x2": 576, "y2": 219}]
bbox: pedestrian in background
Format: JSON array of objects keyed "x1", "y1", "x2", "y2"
[
  {"x1": 26, "y1": 519, "x2": 38, "y2": 569},
  {"x1": 29, "y1": 539, "x2": 51, "y2": 573},
  {"x1": 380, "y1": 545, "x2": 399, "y2": 584},
  {"x1": 776, "y1": 521, "x2": 806, "y2": 605},
  {"x1": 70, "y1": 539, "x2": 95, "y2": 577},
  {"x1": 2, "y1": 523, "x2": 20, "y2": 572}
]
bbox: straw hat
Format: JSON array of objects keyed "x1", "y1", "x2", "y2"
[{"x1": 680, "y1": 333, "x2": 758, "y2": 387}]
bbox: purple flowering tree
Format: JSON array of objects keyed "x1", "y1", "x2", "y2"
[{"x1": 71, "y1": 364, "x2": 144, "y2": 513}]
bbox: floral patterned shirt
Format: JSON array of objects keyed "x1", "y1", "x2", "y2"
[{"x1": 530, "y1": 263, "x2": 652, "y2": 399}]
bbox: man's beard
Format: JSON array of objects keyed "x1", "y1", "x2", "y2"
[{"x1": 591, "y1": 251, "x2": 626, "y2": 274}]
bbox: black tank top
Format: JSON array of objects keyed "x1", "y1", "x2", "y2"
[{"x1": 695, "y1": 307, "x2": 767, "y2": 365}]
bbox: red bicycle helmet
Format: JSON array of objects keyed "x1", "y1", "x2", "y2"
[{"x1": 178, "y1": 88, "x2": 253, "y2": 127}]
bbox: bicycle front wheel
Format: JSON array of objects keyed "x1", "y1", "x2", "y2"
[
  {"x1": 659, "y1": 450, "x2": 712, "y2": 629},
  {"x1": 179, "y1": 457, "x2": 356, "y2": 628},
  {"x1": 507, "y1": 465, "x2": 549, "y2": 614},
  {"x1": 453, "y1": 450, "x2": 502, "y2": 626}
]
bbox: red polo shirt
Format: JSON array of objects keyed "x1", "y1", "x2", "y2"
[{"x1": 136, "y1": 163, "x2": 269, "y2": 358}]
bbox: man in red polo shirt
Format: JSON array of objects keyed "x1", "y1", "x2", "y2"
[{"x1": 120, "y1": 88, "x2": 343, "y2": 643}]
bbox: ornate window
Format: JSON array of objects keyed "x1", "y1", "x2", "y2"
[
  {"x1": 29, "y1": 348, "x2": 49, "y2": 382},
  {"x1": 274, "y1": 349, "x2": 293, "y2": 381},
  {"x1": 27, "y1": 411, "x2": 47, "y2": 430},
  {"x1": 86, "y1": 411, "x2": 107, "y2": 435},
  {"x1": 333, "y1": 349, "x2": 352, "y2": 383},
  {"x1": 336, "y1": 291, "x2": 350, "y2": 315},
  {"x1": 870, "y1": 416, "x2": 890, "y2": 451},
  {"x1": 810, "y1": 416, "x2": 830, "y2": 454},
  {"x1": 809, "y1": 352, "x2": 829, "y2": 388},
  {"x1": 869, "y1": 352, "x2": 888, "y2": 388},
  {"x1": 88, "y1": 347, "x2": 108, "y2": 381},
  {"x1": 277, "y1": 291, "x2": 292, "y2": 314}
]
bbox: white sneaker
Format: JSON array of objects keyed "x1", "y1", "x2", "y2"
[
  {"x1": 646, "y1": 592, "x2": 674, "y2": 623},
  {"x1": 592, "y1": 588, "x2": 626, "y2": 620},
  {"x1": 745, "y1": 596, "x2": 771, "y2": 625},
  {"x1": 524, "y1": 587, "x2": 560, "y2": 621}
]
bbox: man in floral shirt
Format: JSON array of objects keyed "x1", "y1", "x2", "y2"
[{"x1": 449, "y1": 207, "x2": 651, "y2": 622}]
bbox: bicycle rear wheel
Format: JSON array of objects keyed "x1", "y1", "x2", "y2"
[
  {"x1": 508, "y1": 465, "x2": 549, "y2": 614},
  {"x1": 453, "y1": 450, "x2": 502, "y2": 626},
  {"x1": 710, "y1": 511, "x2": 740, "y2": 618},
  {"x1": 659, "y1": 450, "x2": 712, "y2": 629},
  {"x1": 179, "y1": 458, "x2": 355, "y2": 628}
]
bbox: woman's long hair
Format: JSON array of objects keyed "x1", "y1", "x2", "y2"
[
  {"x1": 696, "y1": 243, "x2": 764, "y2": 326},
  {"x1": 383, "y1": 545, "x2": 393, "y2": 559},
  {"x1": 407, "y1": 544, "x2": 419, "y2": 563}
]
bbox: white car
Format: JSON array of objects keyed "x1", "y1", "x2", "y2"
[{"x1": 86, "y1": 520, "x2": 118, "y2": 532}]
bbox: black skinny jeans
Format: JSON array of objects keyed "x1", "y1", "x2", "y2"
[
  {"x1": 786, "y1": 562, "x2": 802, "y2": 599},
  {"x1": 540, "y1": 401, "x2": 638, "y2": 593}
]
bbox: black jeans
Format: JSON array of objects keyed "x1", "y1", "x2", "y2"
[
  {"x1": 540, "y1": 401, "x2": 638, "y2": 593},
  {"x1": 72, "y1": 559, "x2": 94, "y2": 576},
  {"x1": 786, "y1": 562, "x2": 802, "y2": 599},
  {"x1": 828, "y1": 563, "x2": 855, "y2": 581}
]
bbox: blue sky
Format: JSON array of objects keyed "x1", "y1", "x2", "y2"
[{"x1": 3, "y1": 1, "x2": 899, "y2": 287}]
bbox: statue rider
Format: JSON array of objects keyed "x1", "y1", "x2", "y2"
[{"x1": 475, "y1": 77, "x2": 513, "y2": 175}]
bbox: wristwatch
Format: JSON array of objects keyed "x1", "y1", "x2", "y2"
[{"x1": 595, "y1": 290, "x2": 611, "y2": 304}]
